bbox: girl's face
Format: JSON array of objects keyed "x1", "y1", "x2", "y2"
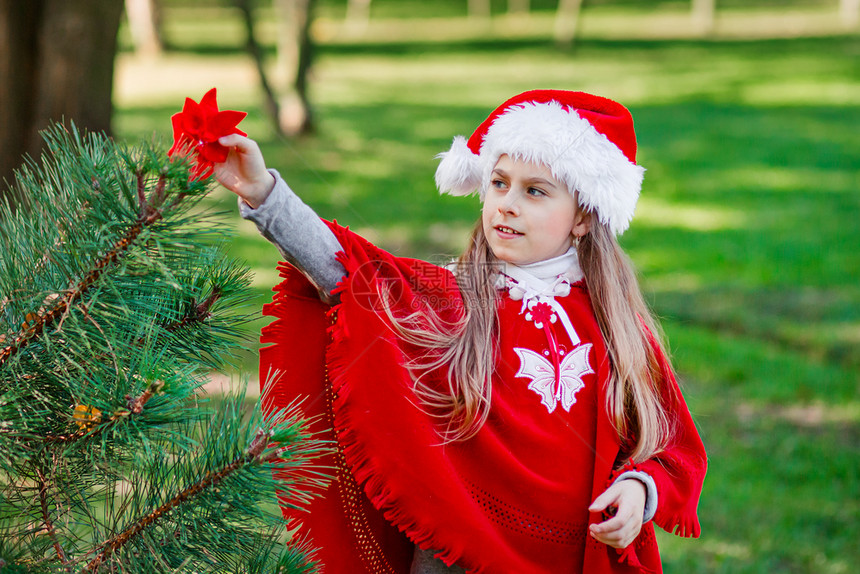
[{"x1": 482, "y1": 155, "x2": 590, "y2": 266}]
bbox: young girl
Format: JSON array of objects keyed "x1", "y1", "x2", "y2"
[{"x1": 215, "y1": 90, "x2": 707, "y2": 574}]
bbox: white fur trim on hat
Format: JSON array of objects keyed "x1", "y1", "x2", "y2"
[{"x1": 435, "y1": 135, "x2": 482, "y2": 196}]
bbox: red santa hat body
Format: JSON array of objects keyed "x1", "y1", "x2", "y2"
[{"x1": 435, "y1": 90, "x2": 644, "y2": 235}]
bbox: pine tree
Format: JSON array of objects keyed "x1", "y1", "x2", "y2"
[{"x1": 0, "y1": 124, "x2": 327, "y2": 573}]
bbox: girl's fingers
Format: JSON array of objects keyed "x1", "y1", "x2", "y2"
[
  {"x1": 218, "y1": 134, "x2": 247, "y2": 149},
  {"x1": 217, "y1": 135, "x2": 267, "y2": 175},
  {"x1": 594, "y1": 506, "x2": 636, "y2": 531},
  {"x1": 590, "y1": 512, "x2": 624, "y2": 534},
  {"x1": 590, "y1": 507, "x2": 634, "y2": 537},
  {"x1": 590, "y1": 515, "x2": 637, "y2": 548},
  {"x1": 589, "y1": 481, "x2": 644, "y2": 548},
  {"x1": 588, "y1": 485, "x2": 620, "y2": 514},
  {"x1": 211, "y1": 134, "x2": 273, "y2": 207}
]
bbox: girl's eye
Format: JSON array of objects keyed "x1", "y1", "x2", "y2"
[
  {"x1": 527, "y1": 187, "x2": 545, "y2": 197},
  {"x1": 491, "y1": 179, "x2": 507, "y2": 190}
]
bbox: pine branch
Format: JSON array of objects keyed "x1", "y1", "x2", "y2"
[
  {"x1": 21, "y1": 280, "x2": 227, "y2": 400},
  {"x1": 125, "y1": 379, "x2": 164, "y2": 414},
  {"x1": 81, "y1": 429, "x2": 276, "y2": 572},
  {"x1": 0, "y1": 172, "x2": 179, "y2": 369},
  {"x1": 1, "y1": 227, "x2": 139, "y2": 367},
  {"x1": 36, "y1": 380, "x2": 162, "y2": 445},
  {"x1": 1, "y1": 124, "x2": 322, "y2": 573},
  {"x1": 35, "y1": 466, "x2": 68, "y2": 569},
  {"x1": 166, "y1": 287, "x2": 222, "y2": 333},
  {"x1": 135, "y1": 170, "x2": 147, "y2": 218}
]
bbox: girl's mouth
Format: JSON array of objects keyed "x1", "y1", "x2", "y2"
[{"x1": 495, "y1": 225, "x2": 522, "y2": 236}]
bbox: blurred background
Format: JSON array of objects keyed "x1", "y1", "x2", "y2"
[{"x1": 1, "y1": 0, "x2": 858, "y2": 571}]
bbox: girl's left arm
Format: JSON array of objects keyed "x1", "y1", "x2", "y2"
[
  {"x1": 215, "y1": 134, "x2": 347, "y2": 302},
  {"x1": 620, "y1": 342, "x2": 708, "y2": 540},
  {"x1": 590, "y1": 337, "x2": 707, "y2": 549}
]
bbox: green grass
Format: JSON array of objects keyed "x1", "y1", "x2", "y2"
[{"x1": 114, "y1": 5, "x2": 859, "y2": 572}]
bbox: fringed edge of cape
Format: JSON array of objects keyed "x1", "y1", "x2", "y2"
[
  {"x1": 653, "y1": 474, "x2": 705, "y2": 539},
  {"x1": 322, "y1": 227, "x2": 477, "y2": 573},
  {"x1": 259, "y1": 262, "x2": 335, "y2": 525},
  {"x1": 608, "y1": 460, "x2": 704, "y2": 541}
]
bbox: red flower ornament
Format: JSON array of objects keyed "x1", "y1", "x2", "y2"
[
  {"x1": 168, "y1": 88, "x2": 247, "y2": 179},
  {"x1": 526, "y1": 301, "x2": 557, "y2": 329}
]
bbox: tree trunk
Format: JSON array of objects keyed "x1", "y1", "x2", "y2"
[
  {"x1": 508, "y1": 0, "x2": 529, "y2": 13},
  {"x1": 236, "y1": 0, "x2": 283, "y2": 137},
  {"x1": 345, "y1": 0, "x2": 371, "y2": 33},
  {"x1": 841, "y1": 0, "x2": 860, "y2": 28},
  {"x1": 0, "y1": 0, "x2": 40, "y2": 196},
  {"x1": 691, "y1": 0, "x2": 716, "y2": 35},
  {"x1": 468, "y1": 0, "x2": 491, "y2": 19},
  {"x1": 275, "y1": 0, "x2": 315, "y2": 136},
  {"x1": 124, "y1": 0, "x2": 163, "y2": 56},
  {"x1": 0, "y1": 0, "x2": 124, "y2": 203},
  {"x1": 554, "y1": 0, "x2": 584, "y2": 48}
]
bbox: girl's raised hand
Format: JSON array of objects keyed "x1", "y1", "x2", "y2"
[
  {"x1": 215, "y1": 134, "x2": 275, "y2": 209},
  {"x1": 588, "y1": 479, "x2": 647, "y2": 549}
]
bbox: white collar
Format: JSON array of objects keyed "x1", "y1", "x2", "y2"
[
  {"x1": 514, "y1": 247, "x2": 582, "y2": 283},
  {"x1": 494, "y1": 247, "x2": 585, "y2": 347},
  {"x1": 495, "y1": 247, "x2": 583, "y2": 300}
]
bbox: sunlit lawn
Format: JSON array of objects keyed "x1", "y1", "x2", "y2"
[{"x1": 114, "y1": 3, "x2": 859, "y2": 571}]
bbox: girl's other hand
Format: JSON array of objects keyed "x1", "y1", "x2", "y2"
[
  {"x1": 214, "y1": 134, "x2": 275, "y2": 209},
  {"x1": 588, "y1": 479, "x2": 647, "y2": 549}
]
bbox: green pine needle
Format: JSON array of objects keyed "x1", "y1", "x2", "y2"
[{"x1": 0, "y1": 123, "x2": 329, "y2": 572}]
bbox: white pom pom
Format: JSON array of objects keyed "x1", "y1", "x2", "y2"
[{"x1": 435, "y1": 136, "x2": 482, "y2": 196}]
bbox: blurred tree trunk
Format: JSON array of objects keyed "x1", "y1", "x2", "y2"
[
  {"x1": 124, "y1": 0, "x2": 163, "y2": 56},
  {"x1": 345, "y1": 0, "x2": 371, "y2": 33},
  {"x1": 691, "y1": 0, "x2": 715, "y2": 35},
  {"x1": 468, "y1": 0, "x2": 490, "y2": 19},
  {"x1": 0, "y1": 0, "x2": 124, "y2": 204},
  {"x1": 275, "y1": 0, "x2": 315, "y2": 135},
  {"x1": 236, "y1": 0, "x2": 315, "y2": 136},
  {"x1": 0, "y1": 1, "x2": 39, "y2": 197},
  {"x1": 508, "y1": 0, "x2": 529, "y2": 13},
  {"x1": 554, "y1": 0, "x2": 584, "y2": 48},
  {"x1": 841, "y1": 0, "x2": 860, "y2": 28},
  {"x1": 236, "y1": 0, "x2": 284, "y2": 136}
]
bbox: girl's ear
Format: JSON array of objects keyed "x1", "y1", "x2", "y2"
[{"x1": 572, "y1": 209, "x2": 592, "y2": 239}]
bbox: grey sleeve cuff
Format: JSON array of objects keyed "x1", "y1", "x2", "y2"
[
  {"x1": 614, "y1": 470, "x2": 658, "y2": 524},
  {"x1": 238, "y1": 169, "x2": 346, "y2": 302}
]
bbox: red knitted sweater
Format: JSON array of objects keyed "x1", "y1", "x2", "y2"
[{"x1": 260, "y1": 222, "x2": 707, "y2": 573}]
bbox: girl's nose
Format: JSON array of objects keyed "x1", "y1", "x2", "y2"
[{"x1": 499, "y1": 191, "x2": 521, "y2": 215}]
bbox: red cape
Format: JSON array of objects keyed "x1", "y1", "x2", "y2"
[{"x1": 261, "y1": 222, "x2": 707, "y2": 573}]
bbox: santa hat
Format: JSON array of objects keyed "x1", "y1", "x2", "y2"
[{"x1": 435, "y1": 90, "x2": 645, "y2": 235}]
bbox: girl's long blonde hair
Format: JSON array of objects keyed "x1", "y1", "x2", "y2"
[
  {"x1": 383, "y1": 215, "x2": 677, "y2": 462},
  {"x1": 579, "y1": 219, "x2": 678, "y2": 462},
  {"x1": 380, "y1": 221, "x2": 499, "y2": 441}
]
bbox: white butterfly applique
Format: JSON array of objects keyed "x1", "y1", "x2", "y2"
[{"x1": 514, "y1": 345, "x2": 594, "y2": 414}]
